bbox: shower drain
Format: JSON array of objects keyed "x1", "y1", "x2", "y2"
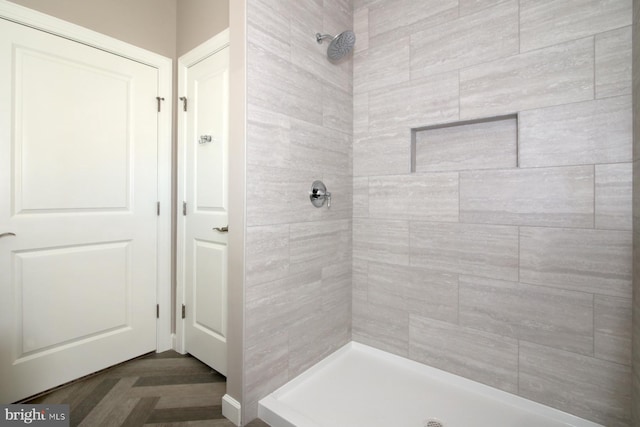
[{"x1": 424, "y1": 419, "x2": 444, "y2": 427}]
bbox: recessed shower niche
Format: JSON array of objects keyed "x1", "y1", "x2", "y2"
[{"x1": 411, "y1": 115, "x2": 518, "y2": 173}]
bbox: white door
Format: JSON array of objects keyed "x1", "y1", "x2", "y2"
[
  {"x1": 179, "y1": 44, "x2": 229, "y2": 375},
  {"x1": 0, "y1": 18, "x2": 159, "y2": 403}
]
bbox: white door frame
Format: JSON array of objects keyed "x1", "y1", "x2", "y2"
[
  {"x1": 0, "y1": 0, "x2": 173, "y2": 352},
  {"x1": 175, "y1": 29, "x2": 230, "y2": 354}
]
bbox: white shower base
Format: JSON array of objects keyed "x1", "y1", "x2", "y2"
[{"x1": 259, "y1": 342, "x2": 603, "y2": 427}]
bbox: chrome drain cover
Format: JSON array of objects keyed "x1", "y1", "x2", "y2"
[{"x1": 424, "y1": 419, "x2": 444, "y2": 427}]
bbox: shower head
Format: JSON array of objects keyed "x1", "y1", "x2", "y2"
[{"x1": 316, "y1": 30, "x2": 356, "y2": 62}]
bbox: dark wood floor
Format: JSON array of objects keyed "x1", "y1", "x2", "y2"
[{"x1": 25, "y1": 351, "x2": 269, "y2": 427}]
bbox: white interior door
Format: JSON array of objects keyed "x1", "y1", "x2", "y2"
[
  {"x1": 0, "y1": 18, "x2": 160, "y2": 403},
  {"x1": 178, "y1": 43, "x2": 229, "y2": 376}
]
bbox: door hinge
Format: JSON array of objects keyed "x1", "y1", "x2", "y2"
[
  {"x1": 179, "y1": 96, "x2": 187, "y2": 112},
  {"x1": 156, "y1": 304, "x2": 160, "y2": 318},
  {"x1": 156, "y1": 96, "x2": 165, "y2": 112},
  {"x1": 157, "y1": 201, "x2": 160, "y2": 216},
  {"x1": 182, "y1": 201, "x2": 187, "y2": 216},
  {"x1": 181, "y1": 304, "x2": 186, "y2": 319}
]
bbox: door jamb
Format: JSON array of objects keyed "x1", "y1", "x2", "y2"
[
  {"x1": 175, "y1": 29, "x2": 230, "y2": 354},
  {"x1": 0, "y1": 0, "x2": 174, "y2": 352}
]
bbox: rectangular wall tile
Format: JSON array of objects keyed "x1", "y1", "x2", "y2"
[
  {"x1": 246, "y1": 224, "x2": 290, "y2": 286},
  {"x1": 596, "y1": 26, "x2": 632, "y2": 98},
  {"x1": 410, "y1": 222, "x2": 518, "y2": 281},
  {"x1": 595, "y1": 163, "x2": 632, "y2": 230},
  {"x1": 369, "y1": 72, "x2": 459, "y2": 131},
  {"x1": 520, "y1": 227, "x2": 633, "y2": 297},
  {"x1": 519, "y1": 342, "x2": 631, "y2": 427},
  {"x1": 353, "y1": 218, "x2": 409, "y2": 265},
  {"x1": 245, "y1": 271, "x2": 319, "y2": 343},
  {"x1": 459, "y1": 0, "x2": 502, "y2": 16},
  {"x1": 519, "y1": 96, "x2": 632, "y2": 167},
  {"x1": 368, "y1": 0, "x2": 458, "y2": 40},
  {"x1": 247, "y1": 0, "x2": 291, "y2": 58},
  {"x1": 352, "y1": 258, "x2": 368, "y2": 293},
  {"x1": 321, "y1": 261, "x2": 352, "y2": 313},
  {"x1": 288, "y1": 306, "x2": 349, "y2": 378},
  {"x1": 353, "y1": 131, "x2": 411, "y2": 177},
  {"x1": 414, "y1": 116, "x2": 517, "y2": 173},
  {"x1": 368, "y1": 263, "x2": 458, "y2": 323},
  {"x1": 246, "y1": 164, "x2": 317, "y2": 226},
  {"x1": 520, "y1": 0, "x2": 632, "y2": 52},
  {"x1": 353, "y1": 177, "x2": 369, "y2": 218},
  {"x1": 410, "y1": 1, "x2": 518, "y2": 79},
  {"x1": 353, "y1": 301, "x2": 409, "y2": 357},
  {"x1": 595, "y1": 295, "x2": 632, "y2": 365},
  {"x1": 289, "y1": 219, "x2": 351, "y2": 275},
  {"x1": 290, "y1": 118, "x2": 350, "y2": 175},
  {"x1": 322, "y1": 83, "x2": 353, "y2": 135},
  {"x1": 353, "y1": 91, "x2": 368, "y2": 141},
  {"x1": 460, "y1": 38, "x2": 594, "y2": 119},
  {"x1": 247, "y1": 106, "x2": 290, "y2": 169},
  {"x1": 459, "y1": 276, "x2": 593, "y2": 355},
  {"x1": 320, "y1": 174, "x2": 353, "y2": 222},
  {"x1": 353, "y1": 37, "x2": 410, "y2": 94},
  {"x1": 244, "y1": 330, "x2": 289, "y2": 421},
  {"x1": 460, "y1": 166, "x2": 594, "y2": 228},
  {"x1": 409, "y1": 316, "x2": 519, "y2": 393},
  {"x1": 353, "y1": 7, "x2": 369, "y2": 53},
  {"x1": 368, "y1": 173, "x2": 458, "y2": 221},
  {"x1": 248, "y1": 44, "x2": 323, "y2": 125}
]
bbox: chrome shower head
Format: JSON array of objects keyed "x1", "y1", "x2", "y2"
[{"x1": 316, "y1": 30, "x2": 356, "y2": 62}]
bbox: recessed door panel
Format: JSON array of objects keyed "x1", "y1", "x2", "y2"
[
  {"x1": 16, "y1": 242, "x2": 130, "y2": 356},
  {"x1": 15, "y1": 48, "x2": 130, "y2": 213},
  {"x1": 194, "y1": 240, "x2": 226, "y2": 338},
  {"x1": 195, "y1": 69, "x2": 228, "y2": 212}
]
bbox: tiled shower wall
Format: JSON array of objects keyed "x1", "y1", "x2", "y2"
[
  {"x1": 243, "y1": 0, "x2": 353, "y2": 421},
  {"x1": 352, "y1": 1, "x2": 633, "y2": 426},
  {"x1": 632, "y1": 0, "x2": 640, "y2": 425}
]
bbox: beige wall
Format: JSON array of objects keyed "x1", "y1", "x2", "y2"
[
  {"x1": 353, "y1": 1, "x2": 632, "y2": 426},
  {"x1": 8, "y1": 0, "x2": 177, "y2": 58},
  {"x1": 7, "y1": 0, "x2": 231, "y2": 59},
  {"x1": 177, "y1": 0, "x2": 228, "y2": 57}
]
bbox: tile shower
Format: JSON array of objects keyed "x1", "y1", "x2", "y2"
[{"x1": 243, "y1": 0, "x2": 637, "y2": 426}]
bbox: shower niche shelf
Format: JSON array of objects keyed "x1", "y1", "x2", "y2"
[{"x1": 410, "y1": 114, "x2": 518, "y2": 173}]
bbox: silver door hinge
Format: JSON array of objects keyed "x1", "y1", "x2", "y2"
[
  {"x1": 156, "y1": 304, "x2": 159, "y2": 318},
  {"x1": 182, "y1": 201, "x2": 187, "y2": 216},
  {"x1": 179, "y1": 96, "x2": 187, "y2": 112},
  {"x1": 181, "y1": 304, "x2": 186, "y2": 319},
  {"x1": 157, "y1": 201, "x2": 160, "y2": 216},
  {"x1": 156, "y1": 96, "x2": 165, "y2": 112}
]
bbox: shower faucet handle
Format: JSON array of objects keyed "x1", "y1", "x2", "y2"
[{"x1": 309, "y1": 180, "x2": 331, "y2": 209}]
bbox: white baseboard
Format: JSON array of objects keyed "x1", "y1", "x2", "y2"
[{"x1": 222, "y1": 394, "x2": 241, "y2": 426}]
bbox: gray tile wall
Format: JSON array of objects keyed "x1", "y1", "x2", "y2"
[
  {"x1": 353, "y1": 1, "x2": 633, "y2": 425},
  {"x1": 632, "y1": 1, "x2": 640, "y2": 425},
  {"x1": 243, "y1": 0, "x2": 353, "y2": 421}
]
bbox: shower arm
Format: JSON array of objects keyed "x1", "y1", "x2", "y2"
[{"x1": 316, "y1": 33, "x2": 333, "y2": 44}]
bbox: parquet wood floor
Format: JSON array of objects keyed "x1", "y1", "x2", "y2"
[{"x1": 24, "y1": 350, "x2": 270, "y2": 427}]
